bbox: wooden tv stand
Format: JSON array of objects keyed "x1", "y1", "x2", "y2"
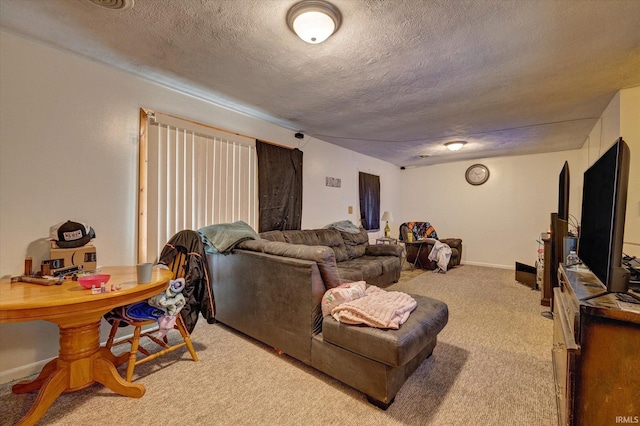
[{"x1": 553, "y1": 264, "x2": 640, "y2": 426}]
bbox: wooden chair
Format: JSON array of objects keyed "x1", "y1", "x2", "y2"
[{"x1": 105, "y1": 249, "x2": 198, "y2": 382}]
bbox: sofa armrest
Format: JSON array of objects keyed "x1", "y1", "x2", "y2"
[
  {"x1": 365, "y1": 244, "x2": 403, "y2": 257},
  {"x1": 208, "y1": 250, "x2": 325, "y2": 364},
  {"x1": 440, "y1": 238, "x2": 462, "y2": 251},
  {"x1": 439, "y1": 238, "x2": 462, "y2": 263}
]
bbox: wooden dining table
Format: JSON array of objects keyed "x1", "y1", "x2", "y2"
[{"x1": 0, "y1": 265, "x2": 173, "y2": 426}]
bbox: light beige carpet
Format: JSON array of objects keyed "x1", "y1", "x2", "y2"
[{"x1": 1, "y1": 265, "x2": 557, "y2": 425}]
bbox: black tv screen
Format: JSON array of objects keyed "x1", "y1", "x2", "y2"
[
  {"x1": 558, "y1": 161, "x2": 570, "y2": 221},
  {"x1": 578, "y1": 137, "x2": 630, "y2": 293}
]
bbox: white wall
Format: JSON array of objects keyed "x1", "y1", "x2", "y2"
[
  {"x1": 620, "y1": 87, "x2": 640, "y2": 258},
  {"x1": 583, "y1": 87, "x2": 640, "y2": 258},
  {"x1": 0, "y1": 32, "x2": 400, "y2": 383},
  {"x1": 400, "y1": 150, "x2": 587, "y2": 269},
  {"x1": 299, "y1": 135, "x2": 401, "y2": 232},
  {"x1": 583, "y1": 92, "x2": 622, "y2": 167}
]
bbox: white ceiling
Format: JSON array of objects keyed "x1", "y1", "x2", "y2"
[{"x1": 1, "y1": 0, "x2": 639, "y2": 167}]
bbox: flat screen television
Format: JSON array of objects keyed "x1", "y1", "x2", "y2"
[
  {"x1": 558, "y1": 161, "x2": 570, "y2": 221},
  {"x1": 578, "y1": 137, "x2": 631, "y2": 294},
  {"x1": 549, "y1": 161, "x2": 570, "y2": 306}
]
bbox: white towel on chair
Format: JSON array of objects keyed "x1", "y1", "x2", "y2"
[{"x1": 428, "y1": 240, "x2": 452, "y2": 273}]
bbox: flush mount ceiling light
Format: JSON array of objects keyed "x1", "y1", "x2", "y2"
[
  {"x1": 287, "y1": 0, "x2": 342, "y2": 44},
  {"x1": 445, "y1": 141, "x2": 467, "y2": 151},
  {"x1": 86, "y1": 0, "x2": 134, "y2": 10}
]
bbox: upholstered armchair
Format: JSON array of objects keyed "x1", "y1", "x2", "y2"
[{"x1": 398, "y1": 222, "x2": 462, "y2": 270}]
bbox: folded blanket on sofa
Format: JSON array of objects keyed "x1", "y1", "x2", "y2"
[
  {"x1": 331, "y1": 286, "x2": 417, "y2": 329},
  {"x1": 323, "y1": 220, "x2": 362, "y2": 234},
  {"x1": 198, "y1": 221, "x2": 260, "y2": 254}
]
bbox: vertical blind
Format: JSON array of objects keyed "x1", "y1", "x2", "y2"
[{"x1": 141, "y1": 111, "x2": 258, "y2": 262}]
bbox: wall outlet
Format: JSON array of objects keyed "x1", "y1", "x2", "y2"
[{"x1": 348, "y1": 206, "x2": 353, "y2": 214}]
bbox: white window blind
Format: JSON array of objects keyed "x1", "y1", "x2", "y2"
[{"x1": 140, "y1": 111, "x2": 258, "y2": 262}]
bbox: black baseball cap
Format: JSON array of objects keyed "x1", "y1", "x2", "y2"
[{"x1": 50, "y1": 220, "x2": 96, "y2": 248}]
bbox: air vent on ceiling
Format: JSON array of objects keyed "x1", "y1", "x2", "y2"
[{"x1": 87, "y1": 0, "x2": 134, "y2": 10}]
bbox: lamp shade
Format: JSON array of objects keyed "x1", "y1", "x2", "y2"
[
  {"x1": 287, "y1": 0, "x2": 342, "y2": 44},
  {"x1": 381, "y1": 211, "x2": 393, "y2": 222}
]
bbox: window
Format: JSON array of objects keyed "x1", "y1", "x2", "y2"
[
  {"x1": 256, "y1": 140, "x2": 303, "y2": 232},
  {"x1": 138, "y1": 109, "x2": 258, "y2": 262},
  {"x1": 359, "y1": 172, "x2": 380, "y2": 231}
]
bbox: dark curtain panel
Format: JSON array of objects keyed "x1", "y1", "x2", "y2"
[
  {"x1": 359, "y1": 172, "x2": 380, "y2": 230},
  {"x1": 256, "y1": 140, "x2": 303, "y2": 232}
]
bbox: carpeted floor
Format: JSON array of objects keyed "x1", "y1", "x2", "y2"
[{"x1": 1, "y1": 265, "x2": 557, "y2": 425}]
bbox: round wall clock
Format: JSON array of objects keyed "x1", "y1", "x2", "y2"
[{"x1": 465, "y1": 164, "x2": 490, "y2": 185}]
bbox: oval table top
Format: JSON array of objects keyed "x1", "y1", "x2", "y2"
[{"x1": 0, "y1": 266, "x2": 173, "y2": 324}]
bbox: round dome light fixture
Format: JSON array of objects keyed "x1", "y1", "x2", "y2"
[
  {"x1": 86, "y1": 0, "x2": 134, "y2": 10},
  {"x1": 287, "y1": 0, "x2": 342, "y2": 44},
  {"x1": 445, "y1": 140, "x2": 467, "y2": 151}
]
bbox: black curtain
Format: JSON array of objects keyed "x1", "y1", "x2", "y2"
[
  {"x1": 359, "y1": 172, "x2": 380, "y2": 231},
  {"x1": 256, "y1": 140, "x2": 303, "y2": 232}
]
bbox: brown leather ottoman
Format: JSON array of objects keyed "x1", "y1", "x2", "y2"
[{"x1": 312, "y1": 293, "x2": 449, "y2": 408}]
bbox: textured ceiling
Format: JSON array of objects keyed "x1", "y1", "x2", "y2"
[{"x1": 1, "y1": 0, "x2": 639, "y2": 167}]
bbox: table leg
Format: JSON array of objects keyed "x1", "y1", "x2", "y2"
[
  {"x1": 12, "y1": 319, "x2": 145, "y2": 425},
  {"x1": 414, "y1": 243, "x2": 424, "y2": 269},
  {"x1": 99, "y1": 346, "x2": 130, "y2": 367},
  {"x1": 15, "y1": 367, "x2": 69, "y2": 426},
  {"x1": 93, "y1": 351, "x2": 145, "y2": 398},
  {"x1": 12, "y1": 358, "x2": 59, "y2": 394}
]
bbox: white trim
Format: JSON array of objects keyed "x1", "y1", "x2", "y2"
[
  {"x1": 460, "y1": 261, "x2": 513, "y2": 270},
  {"x1": 0, "y1": 357, "x2": 55, "y2": 385}
]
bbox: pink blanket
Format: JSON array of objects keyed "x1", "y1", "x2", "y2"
[{"x1": 331, "y1": 286, "x2": 417, "y2": 329}]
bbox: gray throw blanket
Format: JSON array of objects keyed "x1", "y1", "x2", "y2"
[
  {"x1": 198, "y1": 221, "x2": 260, "y2": 254},
  {"x1": 323, "y1": 220, "x2": 361, "y2": 234}
]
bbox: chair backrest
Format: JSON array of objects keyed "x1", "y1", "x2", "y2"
[
  {"x1": 157, "y1": 230, "x2": 214, "y2": 333},
  {"x1": 167, "y1": 246, "x2": 188, "y2": 280},
  {"x1": 398, "y1": 222, "x2": 438, "y2": 241}
]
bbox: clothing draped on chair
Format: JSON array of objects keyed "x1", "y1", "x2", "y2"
[{"x1": 158, "y1": 229, "x2": 215, "y2": 333}]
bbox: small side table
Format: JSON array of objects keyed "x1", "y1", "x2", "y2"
[{"x1": 376, "y1": 237, "x2": 398, "y2": 245}]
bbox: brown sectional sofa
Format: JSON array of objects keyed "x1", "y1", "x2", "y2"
[
  {"x1": 207, "y1": 227, "x2": 449, "y2": 408},
  {"x1": 259, "y1": 227, "x2": 403, "y2": 287}
]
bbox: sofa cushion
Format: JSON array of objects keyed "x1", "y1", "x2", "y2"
[
  {"x1": 283, "y1": 230, "x2": 321, "y2": 246},
  {"x1": 322, "y1": 294, "x2": 448, "y2": 367},
  {"x1": 314, "y1": 229, "x2": 349, "y2": 262},
  {"x1": 263, "y1": 241, "x2": 342, "y2": 289},
  {"x1": 259, "y1": 230, "x2": 286, "y2": 242},
  {"x1": 361, "y1": 255, "x2": 399, "y2": 275},
  {"x1": 339, "y1": 258, "x2": 382, "y2": 281},
  {"x1": 336, "y1": 266, "x2": 364, "y2": 283},
  {"x1": 340, "y1": 228, "x2": 369, "y2": 259},
  {"x1": 365, "y1": 244, "x2": 404, "y2": 257}
]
